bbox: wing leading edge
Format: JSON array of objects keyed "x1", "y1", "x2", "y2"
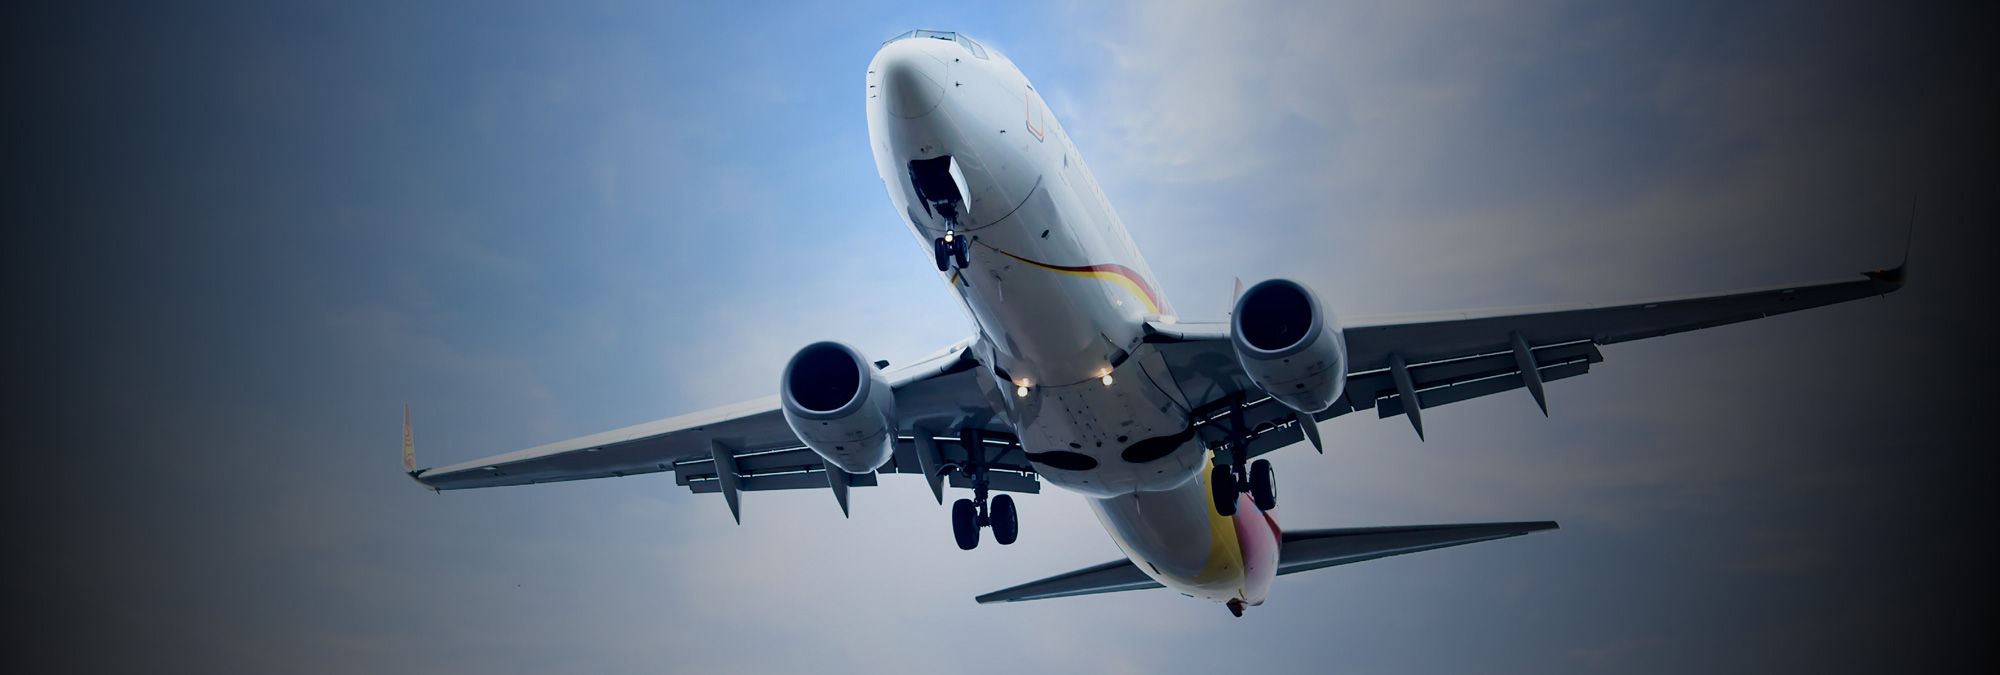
[{"x1": 975, "y1": 521, "x2": 1560, "y2": 604}]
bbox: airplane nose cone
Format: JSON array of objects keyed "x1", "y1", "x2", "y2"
[{"x1": 878, "y1": 45, "x2": 946, "y2": 119}]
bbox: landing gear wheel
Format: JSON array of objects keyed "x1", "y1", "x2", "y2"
[
  {"x1": 991, "y1": 494, "x2": 1018, "y2": 545},
  {"x1": 953, "y1": 236, "x2": 969, "y2": 268},
  {"x1": 1250, "y1": 459, "x2": 1276, "y2": 511},
  {"x1": 933, "y1": 238, "x2": 950, "y2": 272},
  {"x1": 952, "y1": 498, "x2": 980, "y2": 550},
  {"x1": 1211, "y1": 465, "x2": 1238, "y2": 517}
]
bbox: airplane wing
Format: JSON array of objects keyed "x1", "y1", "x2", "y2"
[
  {"x1": 974, "y1": 521, "x2": 1560, "y2": 603},
  {"x1": 408, "y1": 337, "x2": 1038, "y2": 520},
  {"x1": 1144, "y1": 263, "x2": 1905, "y2": 448}
]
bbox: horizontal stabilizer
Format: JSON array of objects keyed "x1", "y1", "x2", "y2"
[
  {"x1": 974, "y1": 520, "x2": 1558, "y2": 604},
  {"x1": 1275, "y1": 521, "x2": 1559, "y2": 575},
  {"x1": 974, "y1": 558, "x2": 1161, "y2": 604}
]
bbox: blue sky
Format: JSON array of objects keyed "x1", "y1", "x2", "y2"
[{"x1": 7, "y1": 1, "x2": 1992, "y2": 673}]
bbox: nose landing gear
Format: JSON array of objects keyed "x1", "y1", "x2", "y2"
[
  {"x1": 933, "y1": 231, "x2": 969, "y2": 272},
  {"x1": 945, "y1": 428, "x2": 1018, "y2": 550}
]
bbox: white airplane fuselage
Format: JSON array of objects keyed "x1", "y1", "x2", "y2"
[{"x1": 866, "y1": 34, "x2": 1281, "y2": 609}]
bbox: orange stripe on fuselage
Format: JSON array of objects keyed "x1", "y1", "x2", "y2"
[{"x1": 989, "y1": 248, "x2": 1161, "y2": 314}]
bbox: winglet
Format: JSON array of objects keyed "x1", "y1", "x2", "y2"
[
  {"x1": 402, "y1": 404, "x2": 433, "y2": 491},
  {"x1": 402, "y1": 403, "x2": 417, "y2": 472}
]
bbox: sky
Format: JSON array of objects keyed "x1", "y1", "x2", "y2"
[{"x1": 5, "y1": 1, "x2": 1994, "y2": 673}]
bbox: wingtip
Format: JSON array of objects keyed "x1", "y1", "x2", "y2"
[
  {"x1": 1864, "y1": 262, "x2": 1907, "y2": 288},
  {"x1": 1865, "y1": 191, "x2": 1918, "y2": 290}
]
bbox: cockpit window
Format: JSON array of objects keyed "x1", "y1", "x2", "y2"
[
  {"x1": 883, "y1": 30, "x2": 991, "y2": 59},
  {"x1": 956, "y1": 35, "x2": 989, "y2": 59}
]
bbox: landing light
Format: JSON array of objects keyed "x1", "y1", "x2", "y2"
[
  {"x1": 1016, "y1": 385, "x2": 1029, "y2": 398},
  {"x1": 1101, "y1": 374, "x2": 1114, "y2": 386}
]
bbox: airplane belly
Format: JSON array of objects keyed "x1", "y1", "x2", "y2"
[
  {"x1": 1012, "y1": 345, "x2": 1206, "y2": 497},
  {"x1": 954, "y1": 184, "x2": 1103, "y2": 373}
]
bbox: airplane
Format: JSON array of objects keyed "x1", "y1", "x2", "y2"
[{"x1": 404, "y1": 30, "x2": 1908, "y2": 617}]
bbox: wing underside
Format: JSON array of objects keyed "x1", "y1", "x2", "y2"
[
  {"x1": 406, "y1": 260, "x2": 1899, "y2": 540},
  {"x1": 409, "y1": 339, "x2": 1037, "y2": 510},
  {"x1": 1148, "y1": 266, "x2": 1904, "y2": 449}
]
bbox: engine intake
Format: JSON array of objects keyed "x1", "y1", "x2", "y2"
[
  {"x1": 781, "y1": 341, "x2": 897, "y2": 474},
  {"x1": 1230, "y1": 279, "x2": 1347, "y2": 414}
]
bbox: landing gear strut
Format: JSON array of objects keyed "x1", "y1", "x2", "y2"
[
  {"x1": 944, "y1": 428, "x2": 1017, "y2": 550},
  {"x1": 1212, "y1": 395, "x2": 1278, "y2": 517},
  {"x1": 933, "y1": 231, "x2": 969, "y2": 272}
]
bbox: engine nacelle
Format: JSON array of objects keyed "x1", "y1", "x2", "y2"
[
  {"x1": 1230, "y1": 279, "x2": 1347, "y2": 414},
  {"x1": 780, "y1": 341, "x2": 897, "y2": 474}
]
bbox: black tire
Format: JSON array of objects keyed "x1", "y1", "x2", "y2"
[
  {"x1": 953, "y1": 238, "x2": 969, "y2": 268},
  {"x1": 1211, "y1": 466, "x2": 1237, "y2": 517},
  {"x1": 991, "y1": 494, "x2": 1018, "y2": 545},
  {"x1": 1250, "y1": 459, "x2": 1276, "y2": 511},
  {"x1": 952, "y1": 498, "x2": 980, "y2": 550},
  {"x1": 934, "y1": 238, "x2": 950, "y2": 272}
]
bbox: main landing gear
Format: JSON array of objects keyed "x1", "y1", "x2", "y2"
[
  {"x1": 933, "y1": 231, "x2": 969, "y2": 272},
  {"x1": 1210, "y1": 460, "x2": 1276, "y2": 517},
  {"x1": 944, "y1": 428, "x2": 1018, "y2": 550},
  {"x1": 1212, "y1": 396, "x2": 1277, "y2": 517}
]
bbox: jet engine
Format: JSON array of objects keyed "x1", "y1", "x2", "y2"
[
  {"x1": 1230, "y1": 279, "x2": 1347, "y2": 414},
  {"x1": 780, "y1": 341, "x2": 898, "y2": 473}
]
